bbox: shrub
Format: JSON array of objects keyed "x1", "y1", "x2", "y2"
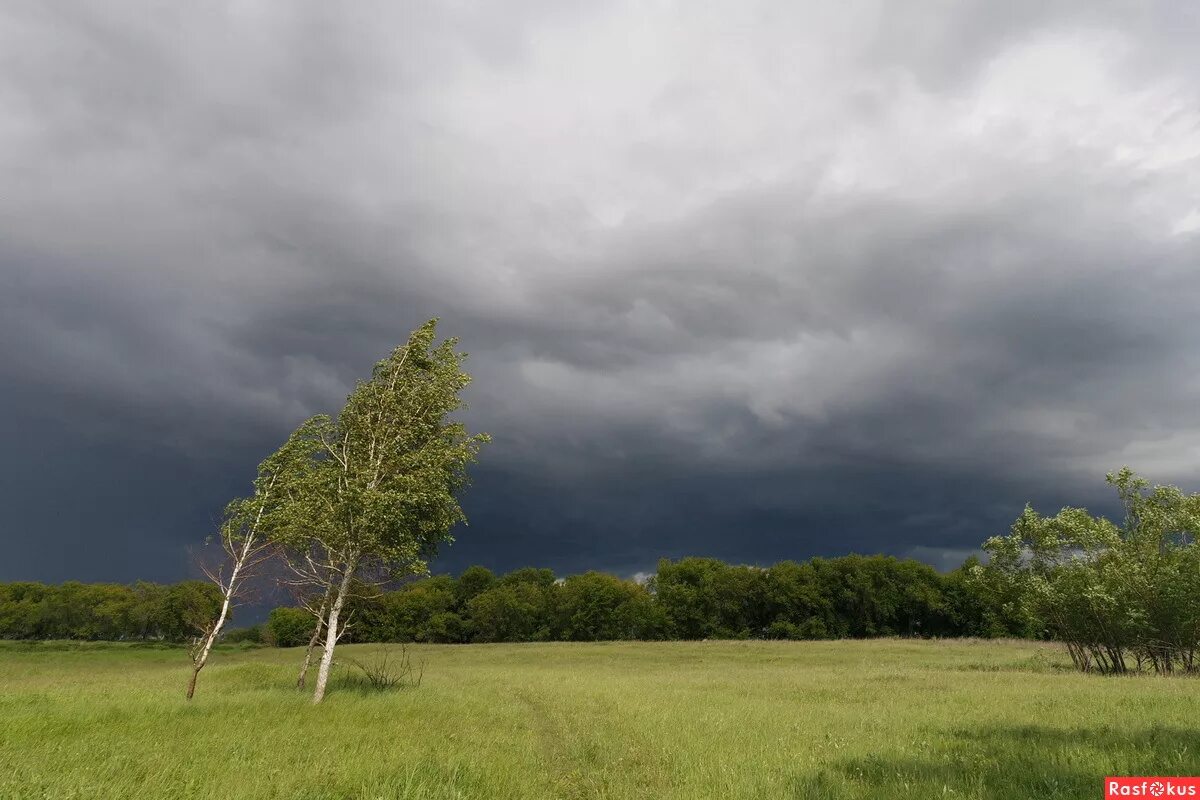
[
  {"x1": 340, "y1": 644, "x2": 424, "y2": 692},
  {"x1": 982, "y1": 468, "x2": 1200, "y2": 675}
]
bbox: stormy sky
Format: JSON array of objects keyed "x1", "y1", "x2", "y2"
[{"x1": 2, "y1": 2, "x2": 1199, "y2": 585}]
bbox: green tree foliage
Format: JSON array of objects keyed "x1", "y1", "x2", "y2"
[
  {"x1": 351, "y1": 576, "x2": 460, "y2": 643},
  {"x1": 0, "y1": 581, "x2": 221, "y2": 641},
  {"x1": 0, "y1": 552, "x2": 1034, "y2": 646},
  {"x1": 650, "y1": 555, "x2": 953, "y2": 640},
  {"x1": 266, "y1": 607, "x2": 316, "y2": 647},
  {"x1": 762, "y1": 560, "x2": 834, "y2": 638},
  {"x1": 554, "y1": 572, "x2": 658, "y2": 641},
  {"x1": 980, "y1": 467, "x2": 1200, "y2": 674},
  {"x1": 454, "y1": 565, "x2": 496, "y2": 606},
  {"x1": 810, "y1": 555, "x2": 953, "y2": 638},
  {"x1": 653, "y1": 558, "x2": 753, "y2": 639},
  {"x1": 252, "y1": 555, "x2": 1006, "y2": 646},
  {"x1": 262, "y1": 320, "x2": 489, "y2": 702},
  {"x1": 468, "y1": 582, "x2": 555, "y2": 643},
  {"x1": 948, "y1": 556, "x2": 1040, "y2": 639}
]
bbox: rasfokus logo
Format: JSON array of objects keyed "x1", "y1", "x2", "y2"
[{"x1": 1106, "y1": 777, "x2": 1200, "y2": 797}]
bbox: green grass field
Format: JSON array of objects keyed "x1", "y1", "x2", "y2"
[{"x1": 1, "y1": 639, "x2": 1197, "y2": 799}]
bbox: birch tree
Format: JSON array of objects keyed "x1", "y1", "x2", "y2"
[
  {"x1": 266, "y1": 319, "x2": 488, "y2": 703},
  {"x1": 187, "y1": 449, "x2": 291, "y2": 699}
]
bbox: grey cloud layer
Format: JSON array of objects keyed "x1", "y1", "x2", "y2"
[{"x1": 2, "y1": 1, "x2": 1199, "y2": 580}]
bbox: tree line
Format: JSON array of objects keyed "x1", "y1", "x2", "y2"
[
  {"x1": 0, "y1": 554, "x2": 1017, "y2": 645},
  {"x1": 261, "y1": 553, "x2": 1022, "y2": 646},
  {"x1": 0, "y1": 580, "x2": 221, "y2": 642}
]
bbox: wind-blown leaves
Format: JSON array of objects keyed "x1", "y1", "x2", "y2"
[{"x1": 258, "y1": 319, "x2": 488, "y2": 702}]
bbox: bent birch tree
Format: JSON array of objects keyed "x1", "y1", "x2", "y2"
[{"x1": 265, "y1": 319, "x2": 488, "y2": 703}]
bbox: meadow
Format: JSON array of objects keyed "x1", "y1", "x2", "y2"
[{"x1": 1, "y1": 639, "x2": 1197, "y2": 799}]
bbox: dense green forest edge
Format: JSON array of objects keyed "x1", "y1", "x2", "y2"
[{"x1": 0, "y1": 553, "x2": 1027, "y2": 645}]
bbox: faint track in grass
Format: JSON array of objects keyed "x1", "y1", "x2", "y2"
[{"x1": 513, "y1": 688, "x2": 585, "y2": 797}]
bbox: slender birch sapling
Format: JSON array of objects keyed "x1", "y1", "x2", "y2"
[
  {"x1": 187, "y1": 475, "x2": 276, "y2": 699},
  {"x1": 187, "y1": 429, "x2": 316, "y2": 698}
]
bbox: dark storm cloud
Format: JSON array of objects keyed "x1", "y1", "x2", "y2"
[{"x1": 2, "y1": 1, "x2": 1199, "y2": 582}]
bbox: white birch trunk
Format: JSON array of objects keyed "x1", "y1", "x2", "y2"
[
  {"x1": 186, "y1": 560, "x2": 238, "y2": 700},
  {"x1": 297, "y1": 591, "x2": 329, "y2": 689},
  {"x1": 311, "y1": 555, "x2": 357, "y2": 704},
  {"x1": 187, "y1": 481, "x2": 271, "y2": 700}
]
